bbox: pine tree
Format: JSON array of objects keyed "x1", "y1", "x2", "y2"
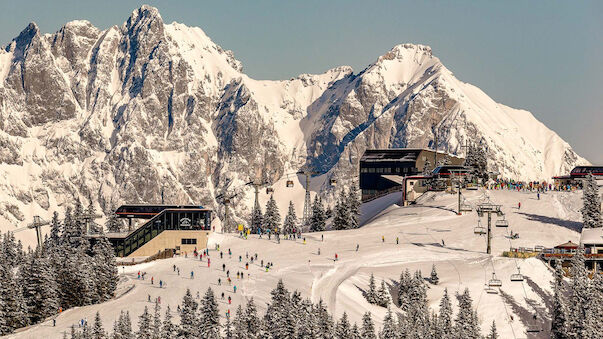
[
  {"x1": 566, "y1": 249, "x2": 590, "y2": 338},
  {"x1": 263, "y1": 279, "x2": 296, "y2": 338},
  {"x1": 161, "y1": 306, "x2": 177, "y2": 338},
  {"x1": 347, "y1": 185, "x2": 361, "y2": 229},
  {"x1": 92, "y1": 312, "x2": 106, "y2": 339},
  {"x1": 430, "y1": 264, "x2": 439, "y2": 285},
  {"x1": 333, "y1": 190, "x2": 350, "y2": 230},
  {"x1": 250, "y1": 207, "x2": 263, "y2": 234},
  {"x1": 0, "y1": 261, "x2": 28, "y2": 333},
  {"x1": 105, "y1": 202, "x2": 121, "y2": 233},
  {"x1": 551, "y1": 262, "x2": 568, "y2": 339},
  {"x1": 91, "y1": 235, "x2": 118, "y2": 302},
  {"x1": 264, "y1": 195, "x2": 282, "y2": 233},
  {"x1": 283, "y1": 201, "x2": 298, "y2": 236},
  {"x1": 224, "y1": 313, "x2": 233, "y2": 339},
  {"x1": 199, "y1": 287, "x2": 221, "y2": 339},
  {"x1": 243, "y1": 298, "x2": 260, "y2": 339},
  {"x1": 581, "y1": 173, "x2": 602, "y2": 228},
  {"x1": 487, "y1": 320, "x2": 498, "y2": 339},
  {"x1": 376, "y1": 280, "x2": 391, "y2": 307},
  {"x1": 296, "y1": 298, "x2": 319, "y2": 339},
  {"x1": 360, "y1": 312, "x2": 376, "y2": 339},
  {"x1": 438, "y1": 288, "x2": 453, "y2": 339},
  {"x1": 464, "y1": 144, "x2": 488, "y2": 183},
  {"x1": 454, "y1": 288, "x2": 480, "y2": 339},
  {"x1": 233, "y1": 305, "x2": 247, "y2": 339},
  {"x1": 379, "y1": 308, "x2": 398, "y2": 339},
  {"x1": 19, "y1": 249, "x2": 59, "y2": 324},
  {"x1": 178, "y1": 289, "x2": 199, "y2": 338},
  {"x1": 310, "y1": 196, "x2": 327, "y2": 232},
  {"x1": 398, "y1": 269, "x2": 412, "y2": 310},
  {"x1": 366, "y1": 273, "x2": 377, "y2": 304},
  {"x1": 151, "y1": 301, "x2": 161, "y2": 339},
  {"x1": 48, "y1": 211, "x2": 62, "y2": 248},
  {"x1": 136, "y1": 306, "x2": 153, "y2": 339},
  {"x1": 350, "y1": 323, "x2": 361, "y2": 339},
  {"x1": 113, "y1": 311, "x2": 133, "y2": 339},
  {"x1": 334, "y1": 312, "x2": 352, "y2": 339},
  {"x1": 314, "y1": 299, "x2": 334, "y2": 339}
]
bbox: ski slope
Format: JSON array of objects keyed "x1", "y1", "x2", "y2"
[{"x1": 10, "y1": 189, "x2": 583, "y2": 339}]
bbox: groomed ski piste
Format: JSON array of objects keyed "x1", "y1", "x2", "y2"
[{"x1": 10, "y1": 188, "x2": 583, "y2": 339}]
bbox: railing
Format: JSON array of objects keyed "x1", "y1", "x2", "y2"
[{"x1": 362, "y1": 186, "x2": 403, "y2": 203}]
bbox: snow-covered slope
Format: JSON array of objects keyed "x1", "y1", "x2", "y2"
[
  {"x1": 10, "y1": 189, "x2": 584, "y2": 339},
  {"x1": 0, "y1": 5, "x2": 588, "y2": 236}
]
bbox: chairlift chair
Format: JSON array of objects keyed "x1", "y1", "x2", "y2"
[
  {"x1": 485, "y1": 287, "x2": 498, "y2": 294},
  {"x1": 474, "y1": 220, "x2": 486, "y2": 235},
  {"x1": 510, "y1": 268, "x2": 524, "y2": 282},
  {"x1": 266, "y1": 187, "x2": 274, "y2": 194},
  {"x1": 286, "y1": 180, "x2": 294, "y2": 188},
  {"x1": 526, "y1": 326, "x2": 541, "y2": 333},
  {"x1": 330, "y1": 179, "x2": 337, "y2": 186},
  {"x1": 461, "y1": 204, "x2": 473, "y2": 212},
  {"x1": 495, "y1": 216, "x2": 509, "y2": 228},
  {"x1": 488, "y1": 273, "x2": 502, "y2": 287}
]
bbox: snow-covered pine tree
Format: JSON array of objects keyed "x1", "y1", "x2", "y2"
[
  {"x1": 565, "y1": 249, "x2": 590, "y2": 338},
  {"x1": 283, "y1": 201, "x2": 298, "y2": 236},
  {"x1": 486, "y1": 320, "x2": 498, "y2": 339},
  {"x1": 365, "y1": 273, "x2": 377, "y2": 304},
  {"x1": 464, "y1": 144, "x2": 488, "y2": 183},
  {"x1": 438, "y1": 288, "x2": 453, "y2": 339},
  {"x1": 333, "y1": 190, "x2": 350, "y2": 230},
  {"x1": 422, "y1": 159, "x2": 432, "y2": 176},
  {"x1": 113, "y1": 311, "x2": 133, "y2": 339},
  {"x1": 233, "y1": 305, "x2": 246, "y2": 339},
  {"x1": 551, "y1": 262, "x2": 568, "y2": 339},
  {"x1": 314, "y1": 299, "x2": 334, "y2": 339},
  {"x1": 48, "y1": 211, "x2": 62, "y2": 248},
  {"x1": 161, "y1": 306, "x2": 177, "y2": 338},
  {"x1": 310, "y1": 196, "x2": 327, "y2": 232},
  {"x1": 136, "y1": 306, "x2": 153, "y2": 339},
  {"x1": 376, "y1": 280, "x2": 391, "y2": 307},
  {"x1": 398, "y1": 269, "x2": 412, "y2": 311},
  {"x1": 105, "y1": 203, "x2": 121, "y2": 233},
  {"x1": 347, "y1": 184, "x2": 361, "y2": 229},
  {"x1": 250, "y1": 207, "x2": 263, "y2": 234},
  {"x1": 178, "y1": 289, "x2": 199, "y2": 338},
  {"x1": 92, "y1": 312, "x2": 106, "y2": 339},
  {"x1": 151, "y1": 301, "x2": 161, "y2": 339},
  {"x1": 581, "y1": 173, "x2": 602, "y2": 228},
  {"x1": 297, "y1": 298, "x2": 320, "y2": 339},
  {"x1": 379, "y1": 307, "x2": 398, "y2": 339},
  {"x1": 91, "y1": 235, "x2": 118, "y2": 302},
  {"x1": 430, "y1": 264, "x2": 439, "y2": 285},
  {"x1": 405, "y1": 271, "x2": 430, "y2": 338},
  {"x1": 454, "y1": 288, "x2": 480, "y2": 339},
  {"x1": 334, "y1": 312, "x2": 352, "y2": 339},
  {"x1": 243, "y1": 297, "x2": 260, "y2": 339},
  {"x1": 264, "y1": 195, "x2": 282, "y2": 233},
  {"x1": 199, "y1": 287, "x2": 221, "y2": 339},
  {"x1": 263, "y1": 279, "x2": 296, "y2": 338},
  {"x1": 0, "y1": 260, "x2": 28, "y2": 333},
  {"x1": 360, "y1": 312, "x2": 376, "y2": 339},
  {"x1": 19, "y1": 249, "x2": 59, "y2": 324},
  {"x1": 351, "y1": 323, "x2": 361, "y2": 339},
  {"x1": 224, "y1": 313, "x2": 233, "y2": 339}
]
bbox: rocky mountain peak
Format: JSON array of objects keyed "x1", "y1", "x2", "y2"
[{"x1": 9, "y1": 22, "x2": 40, "y2": 58}]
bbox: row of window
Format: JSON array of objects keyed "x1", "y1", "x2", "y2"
[
  {"x1": 360, "y1": 167, "x2": 418, "y2": 174},
  {"x1": 181, "y1": 238, "x2": 197, "y2": 245}
]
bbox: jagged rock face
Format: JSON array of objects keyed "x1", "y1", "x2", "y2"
[{"x1": 0, "y1": 6, "x2": 588, "y2": 229}]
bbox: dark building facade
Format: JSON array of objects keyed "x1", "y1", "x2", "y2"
[{"x1": 359, "y1": 148, "x2": 464, "y2": 201}]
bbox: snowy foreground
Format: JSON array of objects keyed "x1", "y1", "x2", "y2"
[{"x1": 10, "y1": 189, "x2": 582, "y2": 339}]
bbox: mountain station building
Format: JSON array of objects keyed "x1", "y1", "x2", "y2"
[
  {"x1": 359, "y1": 148, "x2": 464, "y2": 203},
  {"x1": 104, "y1": 205, "x2": 212, "y2": 257}
]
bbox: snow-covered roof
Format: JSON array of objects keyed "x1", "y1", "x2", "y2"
[
  {"x1": 555, "y1": 240, "x2": 578, "y2": 249},
  {"x1": 580, "y1": 228, "x2": 603, "y2": 245}
]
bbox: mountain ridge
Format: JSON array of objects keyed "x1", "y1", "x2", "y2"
[{"x1": 0, "y1": 5, "x2": 588, "y2": 234}]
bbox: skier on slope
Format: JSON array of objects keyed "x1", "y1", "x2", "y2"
[
  {"x1": 228, "y1": 296, "x2": 231, "y2": 304},
  {"x1": 222, "y1": 263, "x2": 226, "y2": 271},
  {"x1": 382, "y1": 236, "x2": 385, "y2": 243},
  {"x1": 356, "y1": 244, "x2": 359, "y2": 252}
]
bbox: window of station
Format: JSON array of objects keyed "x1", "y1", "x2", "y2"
[{"x1": 181, "y1": 238, "x2": 197, "y2": 245}]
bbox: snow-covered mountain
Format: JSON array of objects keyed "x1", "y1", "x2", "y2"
[{"x1": 0, "y1": 5, "x2": 588, "y2": 230}]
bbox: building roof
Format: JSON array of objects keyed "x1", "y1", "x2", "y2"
[
  {"x1": 580, "y1": 228, "x2": 603, "y2": 245},
  {"x1": 360, "y1": 148, "x2": 463, "y2": 163},
  {"x1": 555, "y1": 240, "x2": 579, "y2": 249}
]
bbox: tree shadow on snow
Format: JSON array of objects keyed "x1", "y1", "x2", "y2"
[
  {"x1": 499, "y1": 290, "x2": 550, "y2": 338},
  {"x1": 516, "y1": 212, "x2": 582, "y2": 232}
]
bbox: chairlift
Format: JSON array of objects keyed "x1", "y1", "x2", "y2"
[
  {"x1": 495, "y1": 216, "x2": 509, "y2": 228},
  {"x1": 461, "y1": 203, "x2": 473, "y2": 212},
  {"x1": 266, "y1": 187, "x2": 274, "y2": 194},
  {"x1": 526, "y1": 327, "x2": 541, "y2": 333},
  {"x1": 286, "y1": 180, "x2": 294, "y2": 188},
  {"x1": 330, "y1": 179, "x2": 337, "y2": 186},
  {"x1": 485, "y1": 287, "x2": 498, "y2": 294},
  {"x1": 488, "y1": 273, "x2": 502, "y2": 287},
  {"x1": 474, "y1": 220, "x2": 486, "y2": 235},
  {"x1": 510, "y1": 268, "x2": 524, "y2": 282}
]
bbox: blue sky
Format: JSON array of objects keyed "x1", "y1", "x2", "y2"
[{"x1": 1, "y1": 1, "x2": 601, "y2": 163}]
